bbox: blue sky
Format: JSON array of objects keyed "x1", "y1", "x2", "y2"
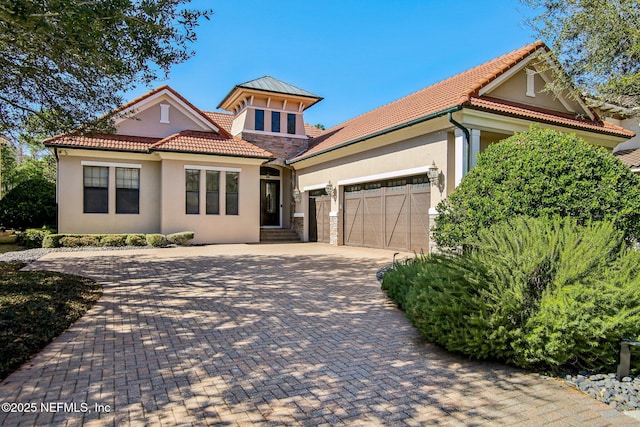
[{"x1": 125, "y1": 0, "x2": 541, "y2": 129}]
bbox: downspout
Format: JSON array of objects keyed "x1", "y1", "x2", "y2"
[
  {"x1": 53, "y1": 147, "x2": 60, "y2": 230},
  {"x1": 448, "y1": 112, "x2": 471, "y2": 175}
]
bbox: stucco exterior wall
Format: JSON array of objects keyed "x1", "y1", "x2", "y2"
[
  {"x1": 159, "y1": 159, "x2": 261, "y2": 244},
  {"x1": 295, "y1": 130, "x2": 451, "y2": 242},
  {"x1": 57, "y1": 154, "x2": 162, "y2": 234},
  {"x1": 488, "y1": 70, "x2": 583, "y2": 113},
  {"x1": 117, "y1": 96, "x2": 208, "y2": 138}
]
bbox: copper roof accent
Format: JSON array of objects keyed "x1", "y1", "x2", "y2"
[
  {"x1": 217, "y1": 76, "x2": 323, "y2": 111},
  {"x1": 150, "y1": 130, "x2": 273, "y2": 158},
  {"x1": 467, "y1": 97, "x2": 635, "y2": 138},
  {"x1": 44, "y1": 133, "x2": 160, "y2": 152},
  {"x1": 614, "y1": 148, "x2": 640, "y2": 168},
  {"x1": 291, "y1": 40, "x2": 631, "y2": 162}
]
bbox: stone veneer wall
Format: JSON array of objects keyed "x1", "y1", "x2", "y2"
[
  {"x1": 329, "y1": 214, "x2": 338, "y2": 246},
  {"x1": 239, "y1": 133, "x2": 308, "y2": 161},
  {"x1": 292, "y1": 216, "x2": 304, "y2": 241}
]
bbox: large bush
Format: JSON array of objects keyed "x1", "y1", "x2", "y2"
[
  {"x1": 0, "y1": 178, "x2": 56, "y2": 229},
  {"x1": 432, "y1": 127, "x2": 640, "y2": 248},
  {"x1": 383, "y1": 216, "x2": 640, "y2": 373}
]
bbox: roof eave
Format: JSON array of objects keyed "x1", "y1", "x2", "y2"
[{"x1": 287, "y1": 106, "x2": 462, "y2": 164}]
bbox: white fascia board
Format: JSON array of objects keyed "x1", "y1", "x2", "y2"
[
  {"x1": 114, "y1": 89, "x2": 219, "y2": 132},
  {"x1": 337, "y1": 165, "x2": 432, "y2": 187},
  {"x1": 303, "y1": 183, "x2": 329, "y2": 192},
  {"x1": 184, "y1": 164, "x2": 241, "y2": 172},
  {"x1": 81, "y1": 160, "x2": 142, "y2": 168}
]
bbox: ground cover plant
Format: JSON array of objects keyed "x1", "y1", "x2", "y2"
[
  {"x1": 0, "y1": 263, "x2": 101, "y2": 380},
  {"x1": 432, "y1": 127, "x2": 640, "y2": 248},
  {"x1": 382, "y1": 216, "x2": 640, "y2": 374}
]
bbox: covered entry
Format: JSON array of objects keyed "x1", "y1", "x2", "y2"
[
  {"x1": 309, "y1": 189, "x2": 330, "y2": 243},
  {"x1": 343, "y1": 175, "x2": 430, "y2": 251}
]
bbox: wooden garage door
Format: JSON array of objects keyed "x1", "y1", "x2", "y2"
[
  {"x1": 309, "y1": 191, "x2": 330, "y2": 243},
  {"x1": 344, "y1": 176, "x2": 430, "y2": 251}
]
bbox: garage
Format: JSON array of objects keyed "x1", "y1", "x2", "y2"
[
  {"x1": 343, "y1": 175, "x2": 430, "y2": 251},
  {"x1": 309, "y1": 190, "x2": 331, "y2": 243}
]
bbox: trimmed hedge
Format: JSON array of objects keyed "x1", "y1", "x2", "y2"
[
  {"x1": 167, "y1": 231, "x2": 195, "y2": 245},
  {"x1": 42, "y1": 232, "x2": 193, "y2": 248},
  {"x1": 382, "y1": 216, "x2": 640, "y2": 374},
  {"x1": 17, "y1": 227, "x2": 53, "y2": 248}
]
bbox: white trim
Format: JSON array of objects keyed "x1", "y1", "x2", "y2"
[
  {"x1": 479, "y1": 50, "x2": 542, "y2": 96},
  {"x1": 81, "y1": 160, "x2": 142, "y2": 169},
  {"x1": 184, "y1": 164, "x2": 242, "y2": 172},
  {"x1": 525, "y1": 69, "x2": 536, "y2": 98},
  {"x1": 428, "y1": 207, "x2": 438, "y2": 215},
  {"x1": 534, "y1": 65, "x2": 576, "y2": 113},
  {"x1": 337, "y1": 165, "x2": 432, "y2": 187},
  {"x1": 113, "y1": 88, "x2": 219, "y2": 132},
  {"x1": 303, "y1": 183, "x2": 329, "y2": 192},
  {"x1": 293, "y1": 212, "x2": 305, "y2": 218},
  {"x1": 160, "y1": 104, "x2": 170, "y2": 123},
  {"x1": 631, "y1": 167, "x2": 640, "y2": 173},
  {"x1": 329, "y1": 211, "x2": 338, "y2": 217}
]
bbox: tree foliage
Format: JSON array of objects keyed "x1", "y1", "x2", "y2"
[
  {"x1": 0, "y1": 177, "x2": 56, "y2": 229},
  {"x1": 432, "y1": 127, "x2": 640, "y2": 248},
  {"x1": 523, "y1": 0, "x2": 640, "y2": 107},
  {"x1": 0, "y1": 1, "x2": 212, "y2": 136}
]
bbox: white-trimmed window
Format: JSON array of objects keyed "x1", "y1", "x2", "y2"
[
  {"x1": 226, "y1": 171, "x2": 239, "y2": 215},
  {"x1": 184, "y1": 166, "x2": 241, "y2": 216},
  {"x1": 83, "y1": 166, "x2": 108, "y2": 213},
  {"x1": 185, "y1": 169, "x2": 200, "y2": 215},
  {"x1": 206, "y1": 171, "x2": 220, "y2": 215},
  {"x1": 116, "y1": 167, "x2": 140, "y2": 214}
]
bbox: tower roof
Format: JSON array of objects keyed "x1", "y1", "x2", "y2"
[{"x1": 217, "y1": 76, "x2": 322, "y2": 111}]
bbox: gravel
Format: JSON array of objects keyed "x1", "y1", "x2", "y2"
[
  {"x1": 0, "y1": 246, "x2": 154, "y2": 263},
  {"x1": 563, "y1": 372, "x2": 640, "y2": 411}
]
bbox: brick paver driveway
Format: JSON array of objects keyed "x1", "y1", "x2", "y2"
[{"x1": 0, "y1": 243, "x2": 636, "y2": 426}]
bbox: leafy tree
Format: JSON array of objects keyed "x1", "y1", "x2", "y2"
[
  {"x1": 0, "y1": 177, "x2": 56, "y2": 229},
  {"x1": 523, "y1": 0, "x2": 640, "y2": 107},
  {"x1": 432, "y1": 127, "x2": 640, "y2": 248},
  {"x1": 0, "y1": 140, "x2": 17, "y2": 196},
  {"x1": 0, "y1": 1, "x2": 212, "y2": 137}
]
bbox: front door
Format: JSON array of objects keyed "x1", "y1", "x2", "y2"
[{"x1": 260, "y1": 179, "x2": 281, "y2": 226}]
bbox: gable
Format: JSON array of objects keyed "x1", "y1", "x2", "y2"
[
  {"x1": 115, "y1": 88, "x2": 221, "y2": 139},
  {"x1": 479, "y1": 56, "x2": 591, "y2": 119}
]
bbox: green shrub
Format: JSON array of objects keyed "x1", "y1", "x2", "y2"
[
  {"x1": 125, "y1": 234, "x2": 146, "y2": 246},
  {"x1": 432, "y1": 127, "x2": 640, "y2": 248},
  {"x1": 0, "y1": 178, "x2": 56, "y2": 229},
  {"x1": 388, "y1": 216, "x2": 640, "y2": 373},
  {"x1": 146, "y1": 234, "x2": 167, "y2": 247},
  {"x1": 17, "y1": 227, "x2": 53, "y2": 248},
  {"x1": 42, "y1": 234, "x2": 64, "y2": 248},
  {"x1": 167, "y1": 231, "x2": 195, "y2": 246},
  {"x1": 59, "y1": 236, "x2": 99, "y2": 247},
  {"x1": 100, "y1": 234, "x2": 126, "y2": 247}
]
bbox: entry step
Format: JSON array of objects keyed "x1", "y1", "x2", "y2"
[{"x1": 260, "y1": 229, "x2": 301, "y2": 243}]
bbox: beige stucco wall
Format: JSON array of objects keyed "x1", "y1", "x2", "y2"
[
  {"x1": 57, "y1": 154, "x2": 162, "y2": 234},
  {"x1": 117, "y1": 96, "x2": 208, "y2": 138},
  {"x1": 159, "y1": 159, "x2": 261, "y2": 244},
  {"x1": 488, "y1": 69, "x2": 583, "y2": 114},
  {"x1": 295, "y1": 130, "x2": 450, "y2": 241}
]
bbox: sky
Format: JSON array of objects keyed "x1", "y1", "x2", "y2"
[{"x1": 124, "y1": 0, "x2": 541, "y2": 129}]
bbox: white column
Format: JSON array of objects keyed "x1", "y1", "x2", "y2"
[
  {"x1": 470, "y1": 129, "x2": 481, "y2": 169},
  {"x1": 454, "y1": 128, "x2": 467, "y2": 187}
]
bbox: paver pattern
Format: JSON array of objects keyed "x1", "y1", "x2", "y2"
[{"x1": 0, "y1": 244, "x2": 637, "y2": 426}]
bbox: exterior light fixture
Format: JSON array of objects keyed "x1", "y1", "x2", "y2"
[
  {"x1": 426, "y1": 161, "x2": 440, "y2": 187},
  {"x1": 325, "y1": 181, "x2": 336, "y2": 200},
  {"x1": 293, "y1": 188, "x2": 301, "y2": 203}
]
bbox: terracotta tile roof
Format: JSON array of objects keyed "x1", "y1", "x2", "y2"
[
  {"x1": 304, "y1": 123, "x2": 325, "y2": 138},
  {"x1": 44, "y1": 130, "x2": 273, "y2": 158},
  {"x1": 614, "y1": 148, "x2": 640, "y2": 168},
  {"x1": 291, "y1": 40, "x2": 631, "y2": 162},
  {"x1": 204, "y1": 111, "x2": 234, "y2": 133},
  {"x1": 468, "y1": 97, "x2": 635, "y2": 138},
  {"x1": 44, "y1": 133, "x2": 160, "y2": 152},
  {"x1": 151, "y1": 130, "x2": 273, "y2": 158}
]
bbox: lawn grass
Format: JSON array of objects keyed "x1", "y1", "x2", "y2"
[{"x1": 0, "y1": 262, "x2": 101, "y2": 380}]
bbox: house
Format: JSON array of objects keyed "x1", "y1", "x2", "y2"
[{"x1": 45, "y1": 40, "x2": 635, "y2": 251}]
